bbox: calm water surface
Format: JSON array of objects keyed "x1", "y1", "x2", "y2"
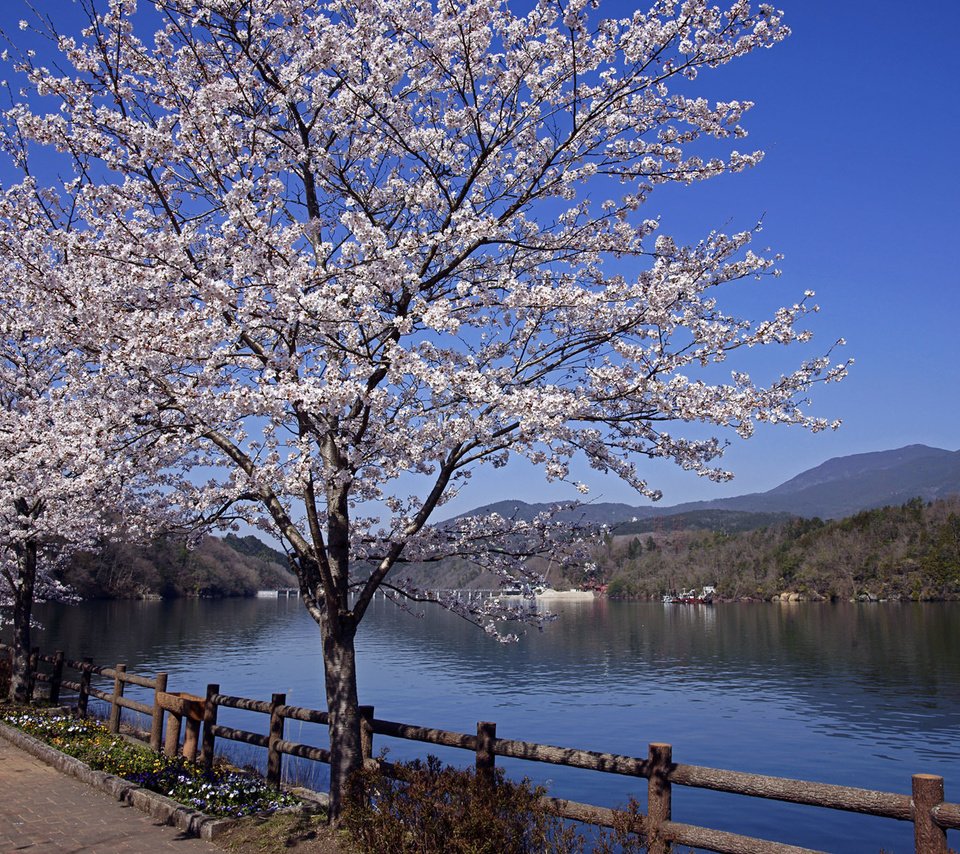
[{"x1": 21, "y1": 597, "x2": 960, "y2": 853}]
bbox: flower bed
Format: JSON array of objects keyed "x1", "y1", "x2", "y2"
[{"x1": 0, "y1": 708, "x2": 299, "y2": 818}]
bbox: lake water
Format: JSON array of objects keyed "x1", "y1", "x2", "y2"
[{"x1": 19, "y1": 597, "x2": 960, "y2": 853}]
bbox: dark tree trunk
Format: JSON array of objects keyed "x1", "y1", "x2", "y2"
[
  {"x1": 9, "y1": 541, "x2": 37, "y2": 703},
  {"x1": 323, "y1": 618, "x2": 362, "y2": 821}
]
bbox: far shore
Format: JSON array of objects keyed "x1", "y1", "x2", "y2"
[{"x1": 606, "y1": 592, "x2": 959, "y2": 603}]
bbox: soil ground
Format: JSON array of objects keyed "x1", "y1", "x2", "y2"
[{"x1": 212, "y1": 811, "x2": 351, "y2": 853}]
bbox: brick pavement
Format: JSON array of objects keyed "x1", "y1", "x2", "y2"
[{"x1": 0, "y1": 737, "x2": 220, "y2": 853}]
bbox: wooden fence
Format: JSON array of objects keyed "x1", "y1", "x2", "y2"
[
  {"x1": 2, "y1": 642, "x2": 192, "y2": 758},
  {"x1": 195, "y1": 682, "x2": 959, "y2": 854},
  {"x1": 3, "y1": 642, "x2": 958, "y2": 854}
]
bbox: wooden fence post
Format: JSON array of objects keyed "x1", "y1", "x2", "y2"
[
  {"x1": 108, "y1": 664, "x2": 126, "y2": 733},
  {"x1": 200, "y1": 683, "x2": 219, "y2": 771},
  {"x1": 476, "y1": 721, "x2": 497, "y2": 784},
  {"x1": 27, "y1": 647, "x2": 39, "y2": 702},
  {"x1": 647, "y1": 742, "x2": 673, "y2": 854},
  {"x1": 359, "y1": 705, "x2": 375, "y2": 761},
  {"x1": 182, "y1": 699, "x2": 202, "y2": 763},
  {"x1": 49, "y1": 650, "x2": 65, "y2": 705},
  {"x1": 78, "y1": 657, "x2": 93, "y2": 716},
  {"x1": 164, "y1": 708, "x2": 182, "y2": 757},
  {"x1": 913, "y1": 774, "x2": 947, "y2": 854},
  {"x1": 150, "y1": 673, "x2": 168, "y2": 753},
  {"x1": 267, "y1": 693, "x2": 286, "y2": 788}
]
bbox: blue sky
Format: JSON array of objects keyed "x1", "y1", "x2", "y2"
[
  {"x1": 1, "y1": 0, "x2": 957, "y2": 516},
  {"x1": 522, "y1": 0, "x2": 960, "y2": 510},
  {"x1": 460, "y1": 0, "x2": 960, "y2": 511},
  {"x1": 647, "y1": 0, "x2": 960, "y2": 503}
]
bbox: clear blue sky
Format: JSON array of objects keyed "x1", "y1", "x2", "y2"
[
  {"x1": 457, "y1": 0, "x2": 960, "y2": 512},
  {"x1": 1, "y1": 0, "x2": 957, "y2": 515},
  {"x1": 623, "y1": 0, "x2": 960, "y2": 505},
  {"x1": 474, "y1": 0, "x2": 960, "y2": 512}
]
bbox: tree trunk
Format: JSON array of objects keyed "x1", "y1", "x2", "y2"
[
  {"x1": 9, "y1": 541, "x2": 38, "y2": 703},
  {"x1": 323, "y1": 618, "x2": 362, "y2": 821}
]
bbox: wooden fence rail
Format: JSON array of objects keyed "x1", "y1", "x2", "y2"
[
  {"x1": 2, "y1": 642, "x2": 170, "y2": 753},
  {"x1": 3, "y1": 643, "x2": 957, "y2": 853}
]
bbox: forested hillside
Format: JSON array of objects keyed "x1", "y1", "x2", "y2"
[
  {"x1": 62, "y1": 533, "x2": 295, "y2": 599},
  {"x1": 596, "y1": 497, "x2": 960, "y2": 601},
  {"x1": 55, "y1": 497, "x2": 960, "y2": 602}
]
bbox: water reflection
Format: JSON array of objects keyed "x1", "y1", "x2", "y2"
[{"x1": 359, "y1": 599, "x2": 960, "y2": 740}]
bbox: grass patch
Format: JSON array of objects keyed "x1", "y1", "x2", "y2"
[
  {"x1": 1, "y1": 707, "x2": 299, "y2": 818},
  {"x1": 214, "y1": 810, "x2": 349, "y2": 853}
]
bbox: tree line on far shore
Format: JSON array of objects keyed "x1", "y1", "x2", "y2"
[
  {"x1": 60, "y1": 534, "x2": 295, "y2": 600},
  {"x1": 593, "y1": 497, "x2": 960, "y2": 602},
  {"x1": 55, "y1": 497, "x2": 960, "y2": 604}
]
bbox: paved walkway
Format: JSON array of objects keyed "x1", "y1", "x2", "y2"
[{"x1": 0, "y1": 737, "x2": 219, "y2": 853}]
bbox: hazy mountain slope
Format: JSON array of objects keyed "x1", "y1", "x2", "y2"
[
  {"x1": 670, "y1": 445, "x2": 960, "y2": 519},
  {"x1": 223, "y1": 533, "x2": 289, "y2": 565},
  {"x1": 765, "y1": 445, "x2": 950, "y2": 495},
  {"x1": 456, "y1": 445, "x2": 960, "y2": 527},
  {"x1": 63, "y1": 532, "x2": 295, "y2": 598}
]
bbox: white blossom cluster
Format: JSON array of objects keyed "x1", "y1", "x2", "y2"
[
  {"x1": 0, "y1": 205, "x2": 159, "y2": 624},
  {"x1": 0, "y1": 0, "x2": 848, "y2": 641}
]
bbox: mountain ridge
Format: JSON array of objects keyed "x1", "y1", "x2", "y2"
[{"x1": 456, "y1": 444, "x2": 960, "y2": 526}]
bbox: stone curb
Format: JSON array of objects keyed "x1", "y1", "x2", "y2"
[{"x1": 0, "y1": 719, "x2": 239, "y2": 841}]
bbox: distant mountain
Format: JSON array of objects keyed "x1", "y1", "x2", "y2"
[
  {"x1": 456, "y1": 445, "x2": 960, "y2": 529},
  {"x1": 766, "y1": 445, "x2": 951, "y2": 495},
  {"x1": 675, "y1": 444, "x2": 960, "y2": 520}
]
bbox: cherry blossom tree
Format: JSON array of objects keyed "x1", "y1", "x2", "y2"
[
  {"x1": 0, "y1": 383, "x2": 86, "y2": 704},
  {"x1": 2, "y1": 0, "x2": 847, "y2": 812},
  {"x1": 0, "y1": 187, "x2": 143, "y2": 701}
]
